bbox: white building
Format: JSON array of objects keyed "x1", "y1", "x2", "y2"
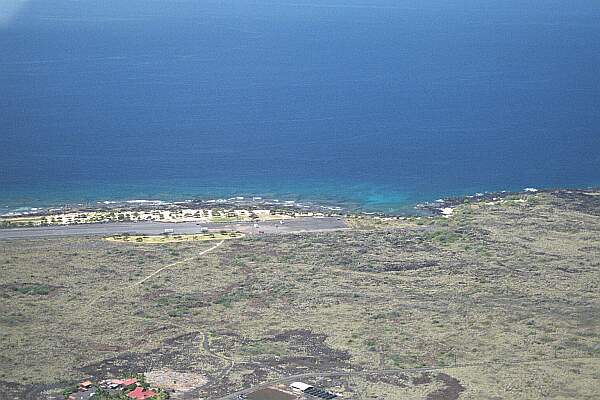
[{"x1": 290, "y1": 382, "x2": 313, "y2": 392}]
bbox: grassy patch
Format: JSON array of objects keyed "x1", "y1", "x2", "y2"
[
  {"x1": 106, "y1": 232, "x2": 244, "y2": 244},
  {"x1": 12, "y1": 284, "x2": 53, "y2": 296}
]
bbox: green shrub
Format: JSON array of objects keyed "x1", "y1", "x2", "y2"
[
  {"x1": 13, "y1": 284, "x2": 51, "y2": 296},
  {"x1": 62, "y1": 384, "x2": 78, "y2": 398}
]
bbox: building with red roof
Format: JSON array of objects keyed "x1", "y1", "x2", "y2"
[{"x1": 127, "y1": 386, "x2": 157, "y2": 399}]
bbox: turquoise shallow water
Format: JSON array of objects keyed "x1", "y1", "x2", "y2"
[
  {"x1": 1, "y1": 1, "x2": 600, "y2": 213},
  {"x1": 0, "y1": 180, "x2": 419, "y2": 214},
  {"x1": 0, "y1": 178, "x2": 589, "y2": 216}
]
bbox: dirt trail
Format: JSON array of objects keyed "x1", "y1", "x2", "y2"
[
  {"x1": 82, "y1": 240, "x2": 224, "y2": 314},
  {"x1": 131, "y1": 240, "x2": 224, "y2": 287},
  {"x1": 74, "y1": 239, "x2": 233, "y2": 396}
]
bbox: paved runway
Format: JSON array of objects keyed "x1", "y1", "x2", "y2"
[{"x1": 0, "y1": 217, "x2": 348, "y2": 240}]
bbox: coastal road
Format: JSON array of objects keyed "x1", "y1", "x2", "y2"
[{"x1": 0, "y1": 217, "x2": 348, "y2": 240}]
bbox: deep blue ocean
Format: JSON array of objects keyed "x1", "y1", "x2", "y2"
[{"x1": 1, "y1": 0, "x2": 599, "y2": 213}]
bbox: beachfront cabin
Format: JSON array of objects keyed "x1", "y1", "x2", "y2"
[{"x1": 290, "y1": 382, "x2": 313, "y2": 392}]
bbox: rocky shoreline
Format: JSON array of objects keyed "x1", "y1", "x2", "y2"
[
  {"x1": 2, "y1": 188, "x2": 599, "y2": 228},
  {"x1": 417, "y1": 187, "x2": 600, "y2": 216}
]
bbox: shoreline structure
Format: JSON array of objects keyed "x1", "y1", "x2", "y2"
[{"x1": 2, "y1": 187, "x2": 598, "y2": 229}]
